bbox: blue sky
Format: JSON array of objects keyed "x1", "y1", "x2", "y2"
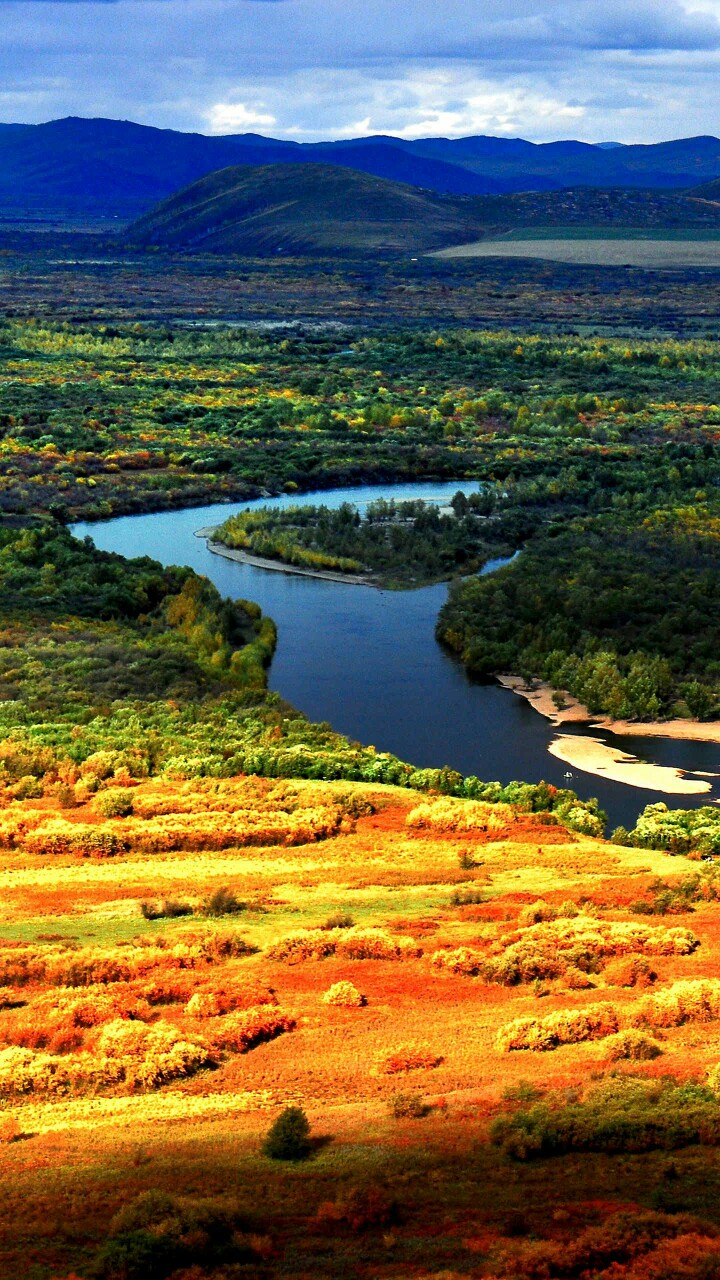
[{"x1": 2, "y1": 0, "x2": 720, "y2": 141}]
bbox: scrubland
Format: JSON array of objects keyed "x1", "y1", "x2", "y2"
[{"x1": 4, "y1": 769, "x2": 720, "y2": 1277}]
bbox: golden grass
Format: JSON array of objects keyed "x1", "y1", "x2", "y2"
[{"x1": 3, "y1": 773, "x2": 720, "y2": 1275}]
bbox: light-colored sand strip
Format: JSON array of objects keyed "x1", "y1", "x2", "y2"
[
  {"x1": 548, "y1": 734, "x2": 711, "y2": 794},
  {"x1": 196, "y1": 529, "x2": 375, "y2": 586},
  {"x1": 497, "y1": 675, "x2": 720, "y2": 744},
  {"x1": 432, "y1": 238, "x2": 720, "y2": 269},
  {"x1": 497, "y1": 675, "x2": 591, "y2": 725}
]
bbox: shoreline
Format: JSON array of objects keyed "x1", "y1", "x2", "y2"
[
  {"x1": 497, "y1": 674, "x2": 720, "y2": 745},
  {"x1": 498, "y1": 675, "x2": 719, "y2": 796},
  {"x1": 196, "y1": 530, "x2": 376, "y2": 586}
]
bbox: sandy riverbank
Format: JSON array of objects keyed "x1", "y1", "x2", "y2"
[
  {"x1": 497, "y1": 675, "x2": 720, "y2": 745},
  {"x1": 548, "y1": 734, "x2": 712, "y2": 795},
  {"x1": 195, "y1": 529, "x2": 375, "y2": 586}
]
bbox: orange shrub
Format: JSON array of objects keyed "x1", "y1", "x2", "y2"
[
  {"x1": 185, "y1": 984, "x2": 276, "y2": 1017},
  {"x1": 209, "y1": 1006, "x2": 295, "y2": 1053},
  {"x1": 497, "y1": 1002, "x2": 620, "y2": 1052},
  {"x1": 604, "y1": 956, "x2": 656, "y2": 988},
  {"x1": 377, "y1": 1043, "x2": 442, "y2": 1074}
]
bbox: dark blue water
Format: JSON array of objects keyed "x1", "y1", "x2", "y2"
[{"x1": 72, "y1": 482, "x2": 720, "y2": 830}]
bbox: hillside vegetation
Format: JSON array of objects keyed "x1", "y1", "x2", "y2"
[
  {"x1": 128, "y1": 163, "x2": 720, "y2": 257},
  {"x1": 128, "y1": 164, "x2": 482, "y2": 255}
]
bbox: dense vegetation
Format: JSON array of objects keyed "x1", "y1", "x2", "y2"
[
  {"x1": 2, "y1": 319, "x2": 719, "y2": 715},
  {"x1": 214, "y1": 491, "x2": 523, "y2": 585}
]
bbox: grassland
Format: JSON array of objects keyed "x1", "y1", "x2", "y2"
[{"x1": 5, "y1": 770, "x2": 720, "y2": 1277}]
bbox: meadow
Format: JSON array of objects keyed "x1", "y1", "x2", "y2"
[{"x1": 5, "y1": 754, "x2": 720, "y2": 1278}]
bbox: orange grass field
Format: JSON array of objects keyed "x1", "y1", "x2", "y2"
[{"x1": 3, "y1": 775, "x2": 720, "y2": 1277}]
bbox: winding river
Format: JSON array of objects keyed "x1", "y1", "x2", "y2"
[{"x1": 72, "y1": 481, "x2": 720, "y2": 830}]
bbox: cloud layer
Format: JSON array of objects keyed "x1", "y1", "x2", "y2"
[{"x1": 1, "y1": 0, "x2": 719, "y2": 142}]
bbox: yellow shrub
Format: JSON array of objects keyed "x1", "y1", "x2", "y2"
[
  {"x1": 321, "y1": 981, "x2": 365, "y2": 1007},
  {"x1": 431, "y1": 947, "x2": 485, "y2": 977},
  {"x1": 406, "y1": 797, "x2": 512, "y2": 833},
  {"x1": 634, "y1": 979, "x2": 720, "y2": 1029},
  {"x1": 497, "y1": 1002, "x2": 620, "y2": 1052},
  {"x1": 266, "y1": 927, "x2": 420, "y2": 964}
]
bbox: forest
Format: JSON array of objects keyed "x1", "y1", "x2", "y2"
[{"x1": 2, "y1": 317, "x2": 720, "y2": 710}]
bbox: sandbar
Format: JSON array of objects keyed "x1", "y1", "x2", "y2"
[
  {"x1": 548, "y1": 734, "x2": 711, "y2": 794},
  {"x1": 196, "y1": 530, "x2": 375, "y2": 586}
]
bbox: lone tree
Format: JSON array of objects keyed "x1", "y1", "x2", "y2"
[{"x1": 262, "y1": 1105, "x2": 311, "y2": 1160}]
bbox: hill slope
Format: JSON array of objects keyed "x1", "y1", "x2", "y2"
[
  {"x1": 127, "y1": 163, "x2": 483, "y2": 254},
  {"x1": 128, "y1": 165, "x2": 720, "y2": 257}
]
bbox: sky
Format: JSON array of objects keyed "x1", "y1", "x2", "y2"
[{"x1": 2, "y1": 0, "x2": 720, "y2": 143}]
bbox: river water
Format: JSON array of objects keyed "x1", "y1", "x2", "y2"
[{"x1": 72, "y1": 481, "x2": 720, "y2": 830}]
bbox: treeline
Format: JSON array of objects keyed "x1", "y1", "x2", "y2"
[{"x1": 438, "y1": 504, "x2": 720, "y2": 720}]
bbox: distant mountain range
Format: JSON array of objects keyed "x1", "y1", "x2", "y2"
[
  {"x1": 3, "y1": 117, "x2": 720, "y2": 217},
  {"x1": 128, "y1": 163, "x2": 720, "y2": 257}
]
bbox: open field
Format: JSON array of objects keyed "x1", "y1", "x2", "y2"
[
  {"x1": 5, "y1": 772, "x2": 720, "y2": 1276},
  {"x1": 434, "y1": 236, "x2": 720, "y2": 268}
]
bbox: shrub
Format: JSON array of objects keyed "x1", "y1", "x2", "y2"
[
  {"x1": 491, "y1": 1078, "x2": 720, "y2": 1158},
  {"x1": 449, "y1": 888, "x2": 485, "y2": 906},
  {"x1": 431, "y1": 947, "x2": 485, "y2": 977},
  {"x1": 140, "y1": 899, "x2": 193, "y2": 921},
  {"x1": 266, "y1": 926, "x2": 420, "y2": 963},
  {"x1": 315, "y1": 1184, "x2": 396, "y2": 1232},
  {"x1": 321, "y1": 981, "x2": 365, "y2": 1007},
  {"x1": 184, "y1": 984, "x2": 276, "y2": 1017},
  {"x1": 262, "y1": 1105, "x2": 311, "y2": 1160},
  {"x1": 604, "y1": 955, "x2": 656, "y2": 988},
  {"x1": 322, "y1": 912, "x2": 355, "y2": 930},
  {"x1": 406, "y1": 796, "x2": 512, "y2": 833},
  {"x1": 634, "y1": 979, "x2": 720, "y2": 1029},
  {"x1": 93, "y1": 1230, "x2": 178, "y2": 1280},
  {"x1": 94, "y1": 788, "x2": 135, "y2": 819},
  {"x1": 497, "y1": 1002, "x2": 620, "y2": 1052},
  {"x1": 605, "y1": 1030, "x2": 664, "y2": 1061},
  {"x1": 204, "y1": 886, "x2": 245, "y2": 917},
  {"x1": 389, "y1": 1092, "x2": 428, "y2": 1118},
  {"x1": 209, "y1": 1006, "x2": 295, "y2": 1053},
  {"x1": 377, "y1": 1044, "x2": 442, "y2": 1074}
]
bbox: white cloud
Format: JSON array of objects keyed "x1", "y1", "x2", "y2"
[
  {"x1": 207, "y1": 100, "x2": 276, "y2": 132},
  {"x1": 0, "y1": 0, "x2": 719, "y2": 142}
]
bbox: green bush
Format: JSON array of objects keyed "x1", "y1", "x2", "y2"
[
  {"x1": 491, "y1": 1077, "x2": 720, "y2": 1159},
  {"x1": 94, "y1": 788, "x2": 135, "y2": 819},
  {"x1": 262, "y1": 1105, "x2": 312, "y2": 1160}
]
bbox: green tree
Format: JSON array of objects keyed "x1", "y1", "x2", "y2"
[{"x1": 262, "y1": 1105, "x2": 312, "y2": 1160}]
